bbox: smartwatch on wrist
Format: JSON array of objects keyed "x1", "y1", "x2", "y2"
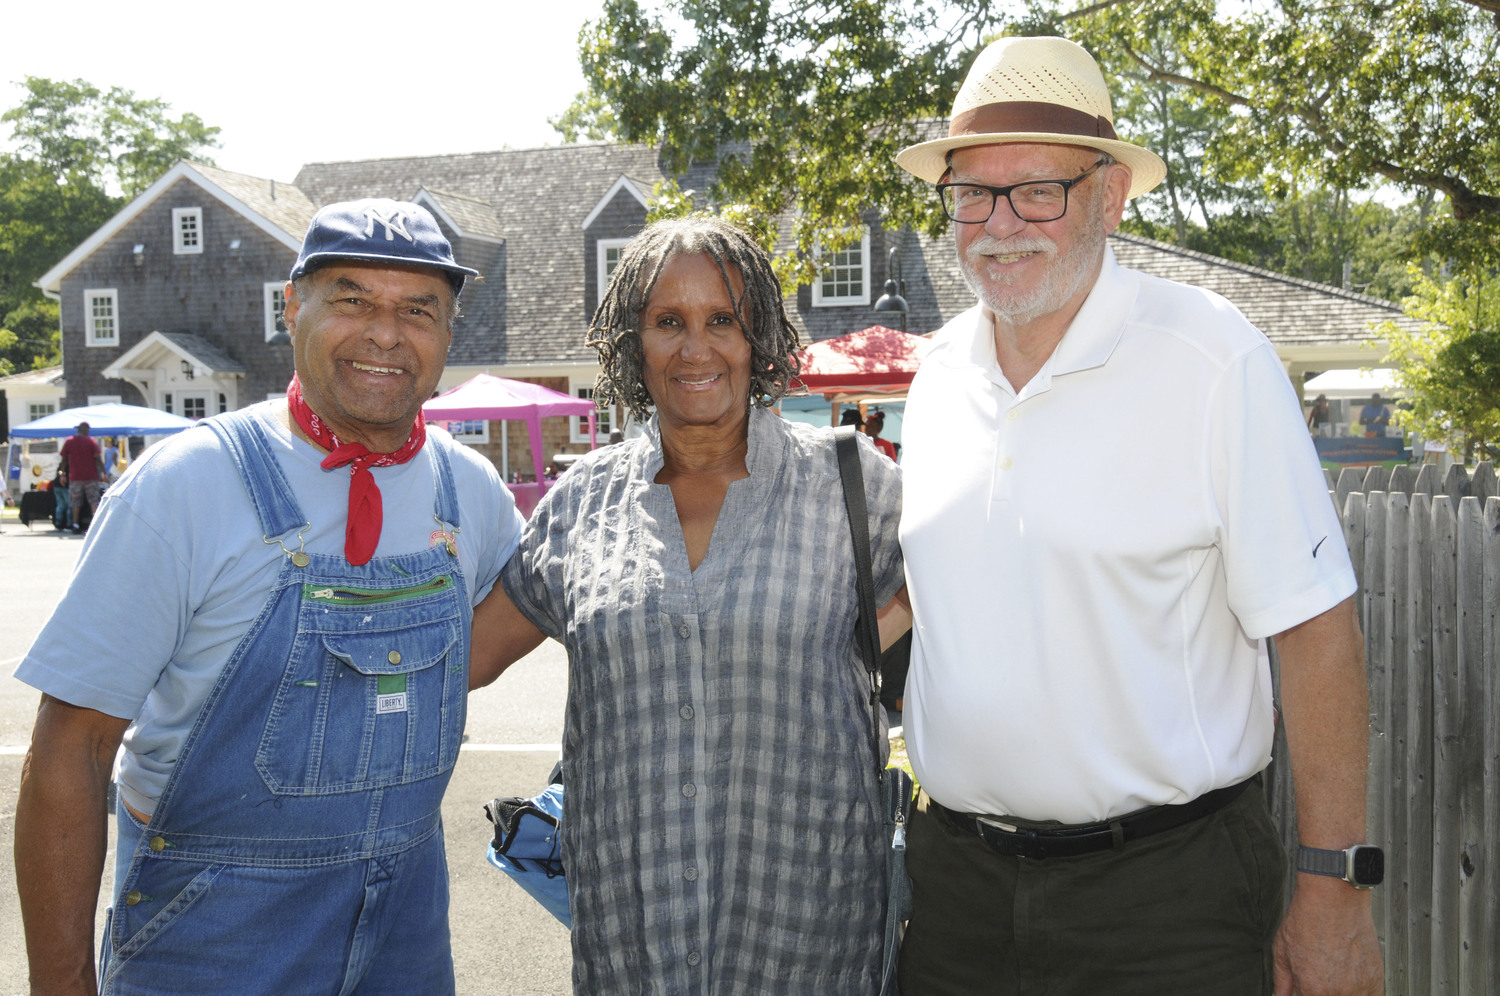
[{"x1": 1296, "y1": 844, "x2": 1384, "y2": 888}]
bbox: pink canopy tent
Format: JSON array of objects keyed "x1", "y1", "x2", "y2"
[
  {"x1": 794, "y1": 325, "x2": 925, "y2": 396},
  {"x1": 423, "y1": 374, "x2": 597, "y2": 515}
]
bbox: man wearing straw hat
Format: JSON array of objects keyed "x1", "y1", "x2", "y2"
[{"x1": 894, "y1": 37, "x2": 1382, "y2": 994}]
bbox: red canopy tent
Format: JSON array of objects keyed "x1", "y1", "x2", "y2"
[
  {"x1": 793, "y1": 325, "x2": 925, "y2": 396},
  {"x1": 423, "y1": 374, "x2": 596, "y2": 516}
]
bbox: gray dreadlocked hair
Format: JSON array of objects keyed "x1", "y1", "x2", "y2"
[{"x1": 586, "y1": 217, "x2": 802, "y2": 421}]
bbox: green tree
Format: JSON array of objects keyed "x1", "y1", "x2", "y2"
[
  {"x1": 564, "y1": 0, "x2": 1497, "y2": 279},
  {"x1": 1065, "y1": 0, "x2": 1500, "y2": 270},
  {"x1": 0, "y1": 78, "x2": 219, "y2": 373},
  {"x1": 1380, "y1": 266, "x2": 1500, "y2": 460}
]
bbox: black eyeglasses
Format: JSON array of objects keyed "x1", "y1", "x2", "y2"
[{"x1": 936, "y1": 161, "x2": 1108, "y2": 225}]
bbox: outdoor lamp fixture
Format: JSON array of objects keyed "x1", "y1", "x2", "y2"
[
  {"x1": 181, "y1": 360, "x2": 194, "y2": 380},
  {"x1": 873, "y1": 245, "x2": 909, "y2": 333}
]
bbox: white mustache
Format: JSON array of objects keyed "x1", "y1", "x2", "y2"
[{"x1": 965, "y1": 235, "x2": 1056, "y2": 259}]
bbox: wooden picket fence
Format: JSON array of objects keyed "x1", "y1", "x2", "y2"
[{"x1": 1264, "y1": 460, "x2": 1499, "y2": 996}]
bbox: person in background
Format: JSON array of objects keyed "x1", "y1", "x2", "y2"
[
  {"x1": 892, "y1": 35, "x2": 1381, "y2": 995},
  {"x1": 1307, "y1": 393, "x2": 1333, "y2": 437},
  {"x1": 469, "y1": 217, "x2": 907, "y2": 994},
  {"x1": 57, "y1": 421, "x2": 105, "y2": 532},
  {"x1": 100, "y1": 437, "x2": 120, "y2": 482},
  {"x1": 864, "y1": 409, "x2": 899, "y2": 462},
  {"x1": 49, "y1": 466, "x2": 73, "y2": 531},
  {"x1": 15, "y1": 199, "x2": 525, "y2": 994},
  {"x1": 1359, "y1": 393, "x2": 1391, "y2": 437}
]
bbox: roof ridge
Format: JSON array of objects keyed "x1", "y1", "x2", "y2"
[
  {"x1": 1110, "y1": 231, "x2": 1404, "y2": 311},
  {"x1": 420, "y1": 187, "x2": 494, "y2": 206}
]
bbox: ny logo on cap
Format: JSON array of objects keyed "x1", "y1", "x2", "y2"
[{"x1": 362, "y1": 206, "x2": 415, "y2": 243}]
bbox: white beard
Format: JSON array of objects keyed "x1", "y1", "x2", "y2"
[{"x1": 958, "y1": 199, "x2": 1107, "y2": 328}]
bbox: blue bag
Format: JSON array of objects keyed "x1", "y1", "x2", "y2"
[{"x1": 483, "y1": 766, "x2": 570, "y2": 928}]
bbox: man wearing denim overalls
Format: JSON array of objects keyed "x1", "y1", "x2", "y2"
[{"x1": 14, "y1": 199, "x2": 526, "y2": 994}]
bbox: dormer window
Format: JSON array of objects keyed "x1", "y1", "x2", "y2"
[
  {"x1": 172, "y1": 207, "x2": 203, "y2": 255},
  {"x1": 597, "y1": 238, "x2": 632, "y2": 298},
  {"x1": 812, "y1": 227, "x2": 871, "y2": 307},
  {"x1": 264, "y1": 282, "x2": 288, "y2": 341}
]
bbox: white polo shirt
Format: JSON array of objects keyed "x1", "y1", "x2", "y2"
[{"x1": 900, "y1": 249, "x2": 1356, "y2": 824}]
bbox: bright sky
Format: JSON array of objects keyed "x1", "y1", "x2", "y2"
[{"x1": 2, "y1": 0, "x2": 608, "y2": 182}]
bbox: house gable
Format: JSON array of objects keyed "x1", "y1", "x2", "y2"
[
  {"x1": 36, "y1": 161, "x2": 312, "y2": 294},
  {"x1": 53, "y1": 171, "x2": 300, "y2": 409},
  {"x1": 581, "y1": 175, "x2": 653, "y2": 321}
]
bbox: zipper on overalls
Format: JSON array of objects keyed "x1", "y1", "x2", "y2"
[{"x1": 303, "y1": 575, "x2": 452, "y2": 604}]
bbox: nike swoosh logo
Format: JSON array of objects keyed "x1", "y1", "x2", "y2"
[{"x1": 1312, "y1": 536, "x2": 1328, "y2": 558}]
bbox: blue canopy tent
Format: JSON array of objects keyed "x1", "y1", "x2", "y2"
[
  {"x1": 8, "y1": 402, "x2": 198, "y2": 438},
  {"x1": 6, "y1": 403, "x2": 197, "y2": 506}
]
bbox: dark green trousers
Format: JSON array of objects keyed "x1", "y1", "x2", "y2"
[{"x1": 898, "y1": 780, "x2": 1287, "y2": 995}]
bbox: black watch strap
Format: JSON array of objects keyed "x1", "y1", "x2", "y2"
[
  {"x1": 1297, "y1": 845, "x2": 1348, "y2": 878},
  {"x1": 1297, "y1": 844, "x2": 1383, "y2": 888}
]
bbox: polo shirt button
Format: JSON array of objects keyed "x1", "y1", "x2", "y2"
[
  {"x1": 677, "y1": 625, "x2": 691, "y2": 638},
  {"x1": 682, "y1": 782, "x2": 697, "y2": 798},
  {"x1": 684, "y1": 865, "x2": 699, "y2": 881},
  {"x1": 999, "y1": 457, "x2": 1013, "y2": 470},
  {"x1": 687, "y1": 951, "x2": 702, "y2": 967},
  {"x1": 680, "y1": 705, "x2": 694, "y2": 719},
  {"x1": 1007, "y1": 408, "x2": 1019, "y2": 421}
]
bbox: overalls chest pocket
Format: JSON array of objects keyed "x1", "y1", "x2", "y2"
[{"x1": 256, "y1": 576, "x2": 467, "y2": 795}]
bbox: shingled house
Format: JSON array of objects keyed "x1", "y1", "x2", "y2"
[{"x1": 29, "y1": 149, "x2": 1420, "y2": 478}]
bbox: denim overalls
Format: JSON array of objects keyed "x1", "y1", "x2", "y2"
[{"x1": 101, "y1": 411, "x2": 470, "y2": 995}]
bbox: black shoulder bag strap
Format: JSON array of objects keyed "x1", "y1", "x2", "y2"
[
  {"x1": 836, "y1": 427, "x2": 913, "y2": 996},
  {"x1": 834, "y1": 426, "x2": 884, "y2": 773}
]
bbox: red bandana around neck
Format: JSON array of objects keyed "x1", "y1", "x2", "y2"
[{"x1": 286, "y1": 374, "x2": 427, "y2": 566}]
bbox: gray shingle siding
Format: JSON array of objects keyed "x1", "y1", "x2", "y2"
[{"x1": 58, "y1": 178, "x2": 296, "y2": 407}]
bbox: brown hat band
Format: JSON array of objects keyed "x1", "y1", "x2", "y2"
[{"x1": 950, "y1": 101, "x2": 1118, "y2": 142}]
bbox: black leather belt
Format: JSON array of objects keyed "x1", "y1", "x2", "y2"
[{"x1": 934, "y1": 778, "x2": 1254, "y2": 860}]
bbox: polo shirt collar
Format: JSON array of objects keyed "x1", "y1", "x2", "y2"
[
  {"x1": 1047, "y1": 246, "x2": 1134, "y2": 377},
  {"x1": 938, "y1": 247, "x2": 1136, "y2": 393}
]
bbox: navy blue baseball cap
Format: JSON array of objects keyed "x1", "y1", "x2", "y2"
[{"x1": 290, "y1": 198, "x2": 479, "y2": 293}]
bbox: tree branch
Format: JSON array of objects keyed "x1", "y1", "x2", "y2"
[
  {"x1": 1458, "y1": 0, "x2": 1500, "y2": 14},
  {"x1": 1117, "y1": 39, "x2": 1251, "y2": 106},
  {"x1": 1060, "y1": 0, "x2": 1142, "y2": 21}
]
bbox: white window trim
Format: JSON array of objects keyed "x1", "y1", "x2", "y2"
[
  {"x1": 570, "y1": 380, "x2": 608, "y2": 444},
  {"x1": 596, "y1": 238, "x2": 632, "y2": 300},
  {"x1": 84, "y1": 288, "x2": 119, "y2": 347},
  {"x1": 87, "y1": 395, "x2": 122, "y2": 405},
  {"x1": 172, "y1": 207, "x2": 204, "y2": 255},
  {"x1": 439, "y1": 419, "x2": 490, "y2": 445},
  {"x1": 264, "y1": 282, "x2": 288, "y2": 341},
  {"x1": 811, "y1": 226, "x2": 871, "y2": 307}
]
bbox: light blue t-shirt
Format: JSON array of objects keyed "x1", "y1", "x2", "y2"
[{"x1": 16, "y1": 402, "x2": 525, "y2": 815}]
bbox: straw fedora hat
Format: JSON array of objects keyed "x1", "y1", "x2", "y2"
[{"x1": 896, "y1": 36, "x2": 1167, "y2": 200}]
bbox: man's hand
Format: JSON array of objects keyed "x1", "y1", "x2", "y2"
[{"x1": 1272, "y1": 876, "x2": 1383, "y2": 995}]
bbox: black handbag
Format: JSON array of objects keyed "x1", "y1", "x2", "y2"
[{"x1": 834, "y1": 427, "x2": 914, "y2": 996}]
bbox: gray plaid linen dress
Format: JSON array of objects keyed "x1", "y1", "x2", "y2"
[{"x1": 501, "y1": 407, "x2": 904, "y2": 995}]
